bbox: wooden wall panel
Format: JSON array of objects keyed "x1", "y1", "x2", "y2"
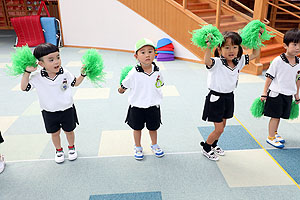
[{"x1": 118, "y1": 0, "x2": 207, "y2": 60}]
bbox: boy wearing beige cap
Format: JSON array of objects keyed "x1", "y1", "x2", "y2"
[{"x1": 118, "y1": 38, "x2": 165, "y2": 160}]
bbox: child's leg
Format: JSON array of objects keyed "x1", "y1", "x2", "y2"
[
  {"x1": 51, "y1": 130, "x2": 62, "y2": 149},
  {"x1": 64, "y1": 130, "x2": 75, "y2": 146},
  {"x1": 133, "y1": 130, "x2": 142, "y2": 147},
  {"x1": 269, "y1": 118, "x2": 280, "y2": 138},
  {"x1": 64, "y1": 130, "x2": 77, "y2": 161},
  {"x1": 206, "y1": 121, "x2": 225, "y2": 145},
  {"x1": 149, "y1": 130, "x2": 157, "y2": 145}
]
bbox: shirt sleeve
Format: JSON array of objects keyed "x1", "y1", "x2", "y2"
[
  {"x1": 26, "y1": 73, "x2": 38, "y2": 91},
  {"x1": 239, "y1": 54, "x2": 250, "y2": 70},
  {"x1": 265, "y1": 57, "x2": 278, "y2": 80},
  {"x1": 121, "y1": 69, "x2": 134, "y2": 89},
  {"x1": 206, "y1": 58, "x2": 216, "y2": 69},
  {"x1": 64, "y1": 69, "x2": 76, "y2": 87}
]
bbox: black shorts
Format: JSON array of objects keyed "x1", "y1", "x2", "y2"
[
  {"x1": 125, "y1": 105, "x2": 161, "y2": 131},
  {"x1": 41, "y1": 105, "x2": 79, "y2": 133},
  {"x1": 202, "y1": 90, "x2": 234, "y2": 123},
  {"x1": 264, "y1": 92, "x2": 292, "y2": 119}
]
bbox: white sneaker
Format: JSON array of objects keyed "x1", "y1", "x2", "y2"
[
  {"x1": 134, "y1": 146, "x2": 144, "y2": 160},
  {"x1": 202, "y1": 149, "x2": 219, "y2": 161},
  {"x1": 0, "y1": 155, "x2": 5, "y2": 174},
  {"x1": 151, "y1": 144, "x2": 165, "y2": 158},
  {"x1": 266, "y1": 137, "x2": 284, "y2": 148},
  {"x1": 275, "y1": 134, "x2": 285, "y2": 143},
  {"x1": 212, "y1": 145, "x2": 225, "y2": 156},
  {"x1": 55, "y1": 150, "x2": 65, "y2": 163},
  {"x1": 68, "y1": 148, "x2": 78, "y2": 161}
]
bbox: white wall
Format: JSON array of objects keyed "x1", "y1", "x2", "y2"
[{"x1": 59, "y1": 0, "x2": 200, "y2": 61}]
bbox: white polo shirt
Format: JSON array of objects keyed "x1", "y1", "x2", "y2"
[
  {"x1": 121, "y1": 62, "x2": 164, "y2": 108},
  {"x1": 26, "y1": 67, "x2": 76, "y2": 112},
  {"x1": 206, "y1": 54, "x2": 249, "y2": 93},
  {"x1": 266, "y1": 53, "x2": 300, "y2": 96}
]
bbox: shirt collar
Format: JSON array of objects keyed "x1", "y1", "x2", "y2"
[
  {"x1": 280, "y1": 53, "x2": 299, "y2": 64},
  {"x1": 135, "y1": 62, "x2": 159, "y2": 73},
  {"x1": 41, "y1": 67, "x2": 64, "y2": 77},
  {"x1": 220, "y1": 56, "x2": 239, "y2": 67}
]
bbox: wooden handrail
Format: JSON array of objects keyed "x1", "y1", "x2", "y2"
[
  {"x1": 183, "y1": 0, "x2": 187, "y2": 9},
  {"x1": 231, "y1": 0, "x2": 253, "y2": 14},
  {"x1": 277, "y1": 0, "x2": 300, "y2": 12},
  {"x1": 216, "y1": 0, "x2": 221, "y2": 29},
  {"x1": 224, "y1": 0, "x2": 270, "y2": 24},
  {"x1": 268, "y1": 1, "x2": 300, "y2": 20}
]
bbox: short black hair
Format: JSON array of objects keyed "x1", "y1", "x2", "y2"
[
  {"x1": 214, "y1": 31, "x2": 243, "y2": 58},
  {"x1": 283, "y1": 28, "x2": 300, "y2": 45},
  {"x1": 33, "y1": 43, "x2": 59, "y2": 61}
]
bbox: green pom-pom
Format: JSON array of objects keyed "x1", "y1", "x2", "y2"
[
  {"x1": 289, "y1": 101, "x2": 299, "y2": 120},
  {"x1": 191, "y1": 24, "x2": 224, "y2": 50},
  {"x1": 240, "y1": 20, "x2": 275, "y2": 49},
  {"x1": 81, "y1": 49, "x2": 106, "y2": 86},
  {"x1": 120, "y1": 65, "x2": 133, "y2": 85},
  {"x1": 250, "y1": 97, "x2": 265, "y2": 118},
  {"x1": 6, "y1": 45, "x2": 37, "y2": 76}
]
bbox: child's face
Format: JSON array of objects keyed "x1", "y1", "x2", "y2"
[
  {"x1": 39, "y1": 51, "x2": 61, "y2": 74},
  {"x1": 284, "y1": 42, "x2": 300, "y2": 57},
  {"x1": 135, "y1": 45, "x2": 155, "y2": 67},
  {"x1": 219, "y1": 38, "x2": 239, "y2": 60}
]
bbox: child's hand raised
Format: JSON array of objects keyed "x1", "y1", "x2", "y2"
[
  {"x1": 80, "y1": 65, "x2": 86, "y2": 76},
  {"x1": 205, "y1": 34, "x2": 212, "y2": 48},
  {"x1": 25, "y1": 66, "x2": 37, "y2": 73},
  {"x1": 259, "y1": 27, "x2": 264, "y2": 38}
]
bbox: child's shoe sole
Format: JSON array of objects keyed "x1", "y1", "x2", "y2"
[{"x1": 266, "y1": 139, "x2": 284, "y2": 149}]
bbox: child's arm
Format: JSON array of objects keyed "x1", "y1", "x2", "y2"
[
  {"x1": 295, "y1": 79, "x2": 300, "y2": 104},
  {"x1": 204, "y1": 42, "x2": 213, "y2": 66},
  {"x1": 249, "y1": 48, "x2": 260, "y2": 61},
  {"x1": 249, "y1": 28, "x2": 263, "y2": 61},
  {"x1": 74, "y1": 67, "x2": 86, "y2": 87},
  {"x1": 20, "y1": 66, "x2": 36, "y2": 91},
  {"x1": 260, "y1": 77, "x2": 272, "y2": 101}
]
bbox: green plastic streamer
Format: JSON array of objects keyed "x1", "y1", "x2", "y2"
[
  {"x1": 81, "y1": 49, "x2": 106, "y2": 87},
  {"x1": 191, "y1": 24, "x2": 224, "y2": 50},
  {"x1": 240, "y1": 20, "x2": 274, "y2": 49},
  {"x1": 6, "y1": 45, "x2": 37, "y2": 76}
]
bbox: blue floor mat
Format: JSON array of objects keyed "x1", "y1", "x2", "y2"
[
  {"x1": 267, "y1": 148, "x2": 300, "y2": 184},
  {"x1": 198, "y1": 125, "x2": 261, "y2": 150}
]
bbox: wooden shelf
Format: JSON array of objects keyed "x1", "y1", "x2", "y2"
[{"x1": 0, "y1": 0, "x2": 59, "y2": 29}]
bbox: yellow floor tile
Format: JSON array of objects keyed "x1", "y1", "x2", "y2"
[
  {"x1": 162, "y1": 85, "x2": 180, "y2": 96},
  {"x1": 22, "y1": 101, "x2": 40, "y2": 116},
  {"x1": 217, "y1": 149, "x2": 294, "y2": 187},
  {"x1": 1, "y1": 134, "x2": 50, "y2": 161},
  {"x1": 0, "y1": 116, "x2": 18, "y2": 133},
  {"x1": 98, "y1": 130, "x2": 153, "y2": 156},
  {"x1": 12, "y1": 83, "x2": 21, "y2": 91},
  {"x1": 66, "y1": 61, "x2": 82, "y2": 67},
  {"x1": 74, "y1": 88, "x2": 110, "y2": 99},
  {"x1": 239, "y1": 74, "x2": 264, "y2": 83}
]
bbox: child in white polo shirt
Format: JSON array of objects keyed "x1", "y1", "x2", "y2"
[
  {"x1": 118, "y1": 38, "x2": 165, "y2": 160},
  {"x1": 20, "y1": 43, "x2": 86, "y2": 164},
  {"x1": 0, "y1": 131, "x2": 5, "y2": 174},
  {"x1": 201, "y1": 31, "x2": 261, "y2": 161},
  {"x1": 260, "y1": 28, "x2": 300, "y2": 149}
]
